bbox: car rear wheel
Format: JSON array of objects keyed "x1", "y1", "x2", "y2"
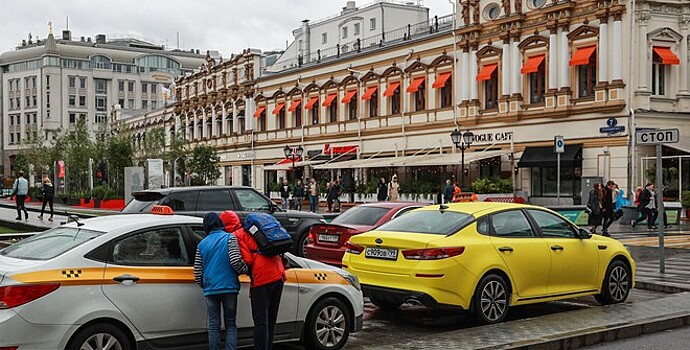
[
  {"x1": 595, "y1": 259, "x2": 631, "y2": 305},
  {"x1": 368, "y1": 296, "x2": 403, "y2": 311},
  {"x1": 68, "y1": 323, "x2": 131, "y2": 350},
  {"x1": 304, "y1": 297, "x2": 351, "y2": 350},
  {"x1": 297, "y1": 231, "x2": 309, "y2": 257},
  {"x1": 471, "y1": 274, "x2": 510, "y2": 324}
]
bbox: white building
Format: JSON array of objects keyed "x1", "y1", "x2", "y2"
[{"x1": 0, "y1": 28, "x2": 207, "y2": 175}]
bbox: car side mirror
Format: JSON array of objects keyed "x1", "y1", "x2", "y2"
[
  {"x1": 269, "y1": 203, "x2": 279, "y2": 213},
  {"x1": 578, "y1": 228, "x2": 592, "y2": 239}
]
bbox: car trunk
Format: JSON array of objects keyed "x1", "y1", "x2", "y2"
[
  {"x1": 310, "y1": 224, "x2": 372, "y2": 248},
  {"x1": 121, "y1": 192, "x2": 165, "y2": 213},
  {"x1": 0, "y1": 255, "x2": 46, "y2": 284},
  {"x1": 347, "y1": 231, "x2": 444, "y2": 275}
]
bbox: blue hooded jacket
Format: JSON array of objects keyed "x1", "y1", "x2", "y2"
[{"x1": 197, "y1": 212, "x2": 241, "y2": 296}]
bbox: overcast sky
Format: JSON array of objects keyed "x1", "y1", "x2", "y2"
[{"x1": 0, "y1": 0, "x2": 455, "y2": 57}]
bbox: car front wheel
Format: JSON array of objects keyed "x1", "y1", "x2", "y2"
[
  {"x1": 595, "y1": 259, "x2": 631, "y2": 305},
  {"x1": 304, "y1": 297, "x2": 351, "y2": 350},
  {"x1": 471, "y1": 274, "x2": 510, "y2": 324},
  {"x1": 68, "y1": 323, "x2": 131, "y2": 350}
]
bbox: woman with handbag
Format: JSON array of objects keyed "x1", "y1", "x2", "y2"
[{"x1": 587, "y1": 183, "x2": 604, "y2": 234}]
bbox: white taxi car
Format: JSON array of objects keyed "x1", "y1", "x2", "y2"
[{"x1": 0, "y1": 208, "x2": 363, "y2": 350}]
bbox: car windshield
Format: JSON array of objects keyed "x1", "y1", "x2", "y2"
[
  {"x1": 375, "y1": 210, "x2": 473, "y2": 235},
  {"x1": 332, "y1": 206, "x2": 390, "y2": 226},
  {"x1": 0, "y1": 227, "x2": 105, "y2": 260},
  {"x1": 122, "y1": 192, "x2": 165, "y2": 213}
]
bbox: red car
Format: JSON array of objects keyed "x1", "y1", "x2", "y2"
[{"x1": 305, "y1": 202, "x2": 422, "y2": 266}]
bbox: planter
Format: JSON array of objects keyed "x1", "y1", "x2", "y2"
[{"x1": 100, "y1": 199, "x2": 126, "y2": 211}]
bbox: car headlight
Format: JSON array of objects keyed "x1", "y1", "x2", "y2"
[{"x1": 336, "y1": 270, "x2": 361, "y2": 291}]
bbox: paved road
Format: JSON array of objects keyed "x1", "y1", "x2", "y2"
[
  {"x1": 276, "y1": 289, "x2": 666, "y2": 349},
  {"x1": 583, "y1": 326, "x2": 690, "y2": 350}
]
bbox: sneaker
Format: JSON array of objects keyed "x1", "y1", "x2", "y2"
[
  {"x1": 603, "y1": 232, "x2": 611, "y2": 237},
  {"x1": 664, "y1": 225, "x2": 671, "y2": 229},
  {"x1": 37, "y1": 215, "x2": 43, "y2": 219},
  {"x1": 15, "y1": 216, "x2": 21, "y2": 220},
  {"x1": 48, "y1": 217, "x2": 53, "y2": 222},
  {"x1": 631, "y1": 219, "x2": 636, "y2": 228},
  {"x1": 653, "y1": 226, "x2": 659, "y2": 229}
]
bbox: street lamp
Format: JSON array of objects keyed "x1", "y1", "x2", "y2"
[
  {"x1": 450, "y1": 129, "x2": 474, "y2": 188},
  {"x1": 283, "y1": 145, "x2": 304, "y2": 182}
]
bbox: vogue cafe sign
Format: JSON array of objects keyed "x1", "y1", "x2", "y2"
[{"x1": 471, "y1": 131, "x2": 513, "y2": 144}]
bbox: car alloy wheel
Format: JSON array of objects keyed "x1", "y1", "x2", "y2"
[
  {"x1": 608, "y1": 264, "x2": 630, "y2": 302},
  {"x1": 305, "y1": 297, "x2": 351, "y2": 350},
  {"x1": 480, "y1": 280, "x2": 508, "y2": 322},
  {"x1": 316, "y1": 305, "x2": 347, "y2": 347},
  {"x1": 68, "y1": 323, "x2": 130, "y2": 350},
  {"x1": 81, "y1": 333, "x2": 124, "y2": 350}
]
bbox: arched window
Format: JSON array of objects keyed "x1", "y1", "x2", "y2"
[
  {"x1": 90, "y1": 55, "x2": 112, "y2": 70},
  {"x1": 136, "y1": 55, "x2": 181, "y2": 75}
]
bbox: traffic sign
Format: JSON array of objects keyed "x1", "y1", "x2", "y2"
[
  {"x1": 636, "y1": 129, "x2": 679, "y2": 145},
  {"x1": 554, "y1": 135, "x2": 565, "y2": 153}
]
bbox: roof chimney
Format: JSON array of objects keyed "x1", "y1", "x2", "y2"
[
  {"x1": 87, "y1": 37, "x2": 92, "y2": 43},
  {"x1": 342, "y1": 1, "x2": 357, "y2": 14},
  {"x1": 62, "y1": 30, "x2": 71, "y2": 41},
  {"x1": 96, "y1": 34, "x2": 106, "y2": 44},
  {"x1": 80, "y1": 36, "x2": 85, "y2": 42}
]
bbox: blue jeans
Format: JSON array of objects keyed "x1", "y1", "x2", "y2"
[
  {"x1": 206, "y1": 293, "x2": 238, "y2": 350},
  {"x1": 309, "y1": 194, "x2": 318, "y2": 212},
  {"x1": 251, "y1": 280, "x2": 284, "y2": 350}
]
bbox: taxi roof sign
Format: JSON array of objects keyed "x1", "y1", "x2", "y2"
[{"x1": 151, "y1": 205, "x2": 175, "y2": 215}]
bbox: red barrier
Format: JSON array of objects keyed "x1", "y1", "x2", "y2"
[{"x1": 99, "y1": 199, "x2": 126, "y2": 211}]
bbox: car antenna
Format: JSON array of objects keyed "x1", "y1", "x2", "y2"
[
  {"x1": 64, "y1": 211, "x2": 84, "y2": 227},
  {"x1": 439, "y1": 203, "x2": 448, "y2": 211}
]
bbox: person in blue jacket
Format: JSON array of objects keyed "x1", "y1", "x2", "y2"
[{"x1": 194, "y1": 212, "x2": 248, "y2": 350}]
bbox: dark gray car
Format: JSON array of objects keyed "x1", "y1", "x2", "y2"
[{"x1": 122, "y1": 186, "x2": 324, "y2": 256}]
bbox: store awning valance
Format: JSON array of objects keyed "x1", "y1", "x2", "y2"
[
  {"x1": 664, "y1": 137, "x2": 690, "y2": 154},
  {"x1": 263, "y1": 158, "x2": 326, "y2": 171},
  {"x1": 287, "y1": 100, "x2": 301, "y2": 112},
  {"x1": 517, "y1": 144, "x2": 582, "y2": 168},
  {"x1": 476, "y1": 64, "x2": 498, "y2": 81},
  {"x1": 407, "y1": 77, "x2": 425, "y2": 93},
  {"x1": 272, "y1": 103, "x2": 285, "y2": 115},
  {"x1": 383, "y1": 82, "x2": 401, "y2": 97},
  {"x1": 304, "y1": 96, "x2": 319, "y2": 110},
  {"x1": 362, "y1": 86, "x2": 378, "y2": 100},
  {"x1": 521, "y1": 55, "x2": 545, "y2": 74},
  {"x1": 313, "y1": 150, "x2": 509, "y2": 170},
  {"x1": 432, "y1": 72, "x2": 452, "y2": 89},
  {"x1": 341, "y1": 90, "x2": 357, "y2": 104},
  {"x1": 653, "y1": 47, "x2": 680, "y2": 65},
  {"x1": 253, "y1": 106, "x2": 265, "y2": 118},
  {"x1": 322, "y1": 94, "x2": 337, "y2": 107},
  {"x1": 569, "y1": 46, "x2": 596, "y2": 66}
]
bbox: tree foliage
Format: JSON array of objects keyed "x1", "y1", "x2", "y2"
[{"x1": 188, "y1": 145, "x2": 220, "y2": 185}]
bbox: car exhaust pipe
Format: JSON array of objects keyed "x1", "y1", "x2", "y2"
[{"x1": 405, "y1": 297, "x2": 423, "y2": 306}]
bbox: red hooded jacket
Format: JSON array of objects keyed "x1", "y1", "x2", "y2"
[{"x1": 220, "y1": 210, "x2": 285, "y2": 288}]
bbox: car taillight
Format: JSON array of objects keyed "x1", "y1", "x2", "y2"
[
  {"x1": 0, "y1": 283, "x2": 60, "y2": 309},
  {"x1": 402, "y1": 247, "x2": 465, "y2": 260},
  {"x1": 0, "y1": 347, "x2": 19, "y2": 350},
  {"x1": 308, "y1": 232, "x2": 315, "y2": 244},
  {"x1": 344, "y1": 241, "x2": 364, "y2": 255}
]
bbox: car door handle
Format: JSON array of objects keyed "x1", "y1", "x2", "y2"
[
  {"x1": 551, "y1": 245, "x2": 564, "y2": 251},
  {"x1": 498, "y1": 246, "x2": 513, "y2": 252},
  {"x1": 113, "y1": 274, "x2": 140, "y2": 283}
]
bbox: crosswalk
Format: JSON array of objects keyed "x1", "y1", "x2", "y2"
[{"x1": 617, "y1": 232, "x2": 690, "y2": 249}]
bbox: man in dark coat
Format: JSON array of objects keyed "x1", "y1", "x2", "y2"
[
  {"x1": 376, "y1": 178, "x2": 388, "y2": 201},
  {"x1": 601, "y1": 180, "x2": 616, "y2": 236},
  {"x1": 443, "y1": 179, "x2": 454, "y2": 204}
]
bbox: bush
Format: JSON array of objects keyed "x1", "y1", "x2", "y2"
[
  {"x1": 682, "y1": 191, "x2": 690, "y2": 209},
  {"x1": 92, "y1": 185, "x2": 111, "y2": 200},
  {"x1": 471, "y1": 178, "x2": 513, "y2": 194}
]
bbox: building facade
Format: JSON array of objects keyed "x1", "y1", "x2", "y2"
[{"x1": 0, "y1": 29, "x2": 206, "y2": 175}]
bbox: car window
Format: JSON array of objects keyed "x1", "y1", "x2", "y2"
[
  {"x1": 196, "y1": 190, "x2": 233, "y2": 212},
  {"x1": 122, "y1": 192, "x2": 165, "y2": 213},
  {"x1": 234, "y1": 189, "x2": 271, "y2": 211},
  {"x1": 1, "y1": 227, "x2": 104, "y2": 260},
  {"x1": 332, "y1": 206, "x2": 390, "y2": 226},
  {"x1": 527, "y1": 209, "x2": 577, "y2": 238},
  {"x1": 375, "y1": 210, "x2": 473, "y2": 235},
  {"x1": 162, "y1": 191, "x2": 199, "y2": 212},
  {"x1": 112, "y1": 227, "x2": 189, "y2": 266},
  {"x1": 489, "y1": 210, "x2": 534, "y2": 238},
  {"x1": 477, "y1": 216, "x2": 490, "y2": 235},
  {"x1": 392, "y1": 206, "x2": 420, "y2": 219}
]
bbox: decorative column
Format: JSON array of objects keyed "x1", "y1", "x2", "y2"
[
  {"x1": 221, "y1": 103, "x2": 227, "y2": 136},
  {"x1": 679, "y1": 16, "x2": 689, "y2": 95},
  {"x1": 509, "y1": 35, "x2": 522, "y2": 113},
  {"x1": 192, "y1": 110, "x2": 198, "y2": 141},
  {"x1": 468, "y1": 47, "x2": 480, "y2": 117},
  {"x1": 557, "y1": 23, "x2": 572, "y2": 108},
  {"x1": 232, "y1": 100, "x2": 238, "y2": 134},
  {"x1": 608, "y1": 12, "x2": 625, "y2": 101},
  {"x1": 546, "y1": 25, "x2": 559, "y2": 109},
  {"x1": 637, "y1": 11, "x2": 650, "y2": 91},
  {"x1": 500, "y1": 37, "x2": 511, "y2": 114},
  {"x1": 594, "y1": 13, "x2": 609, "y2": 103},
  {"x1": 461, "y1": 49, "x2": 470, "y2": 102},
  {"x1": 211, "y1": 105, "x2": 217, "y2": 138},
  {"x1": 201, "y1": 108, "x2": 207, "y2": 139}
]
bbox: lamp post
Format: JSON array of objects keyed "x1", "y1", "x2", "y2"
[
  {"x1": 450, "y1": 129, "x2": 474, "y2": 188},
  {"x1": 283, "y1": 145, "x2": 304, "y2": 183}
]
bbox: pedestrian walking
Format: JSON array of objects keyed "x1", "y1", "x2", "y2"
[
  {"x1": 223, "y1": 210, "x2": 285, "y2": 350},
  {"x1": 194, "y1": 212, "x2": 248, "y2": 350},
  {"x1": 308, "y1": 178, "x2": 319, "y2": 213},
  {"x1": 442, "y1": 179, "x2": 454, "y2": 204},
  {"x1": 633, "y1": 183, "x2": 659, "y2": 230},
  {"x1": 328, "y1": 179, "x2": 342, "y2": 212},
  {"x1": 279, "y1": 179, "x2": 291, "y2": 210},
  {"x1": 38, "y1": 176, "x2": 54, "y2": 221},
  {"x1": 293, "y1": 179, "x2": 305, "y2": 211},
  {"x1": 601, "y1": 181, "x2": 616, "y2": 236},
  {"x1": 388, "y1": 174, "x2": 400, "y2": 201},
  {"x1": 377, "y1": 177, "x2": 388, "y2": 201},
  {"x1": 9, "y1": 170, "x2": 29, "y2": 221},
  {"x1": 587, "y1": 183, "x2": 603, "y2": 234}
]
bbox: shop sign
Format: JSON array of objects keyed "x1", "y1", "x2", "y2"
[
  {"x1": 323, "y1": 144, "x2": 358, "y2": 155},
  {"x1": 471, "y1": 131, "x2": 513, "y2": 144},
  {"x1": 236, "y1": 152, "x2": 255, "y2": 159}
]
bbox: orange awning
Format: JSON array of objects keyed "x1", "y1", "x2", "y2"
[
  {"x1": 407, "y1": 77, "x2": 425, "y2": 93},
  {"x1": 653, "y1": 47, "x2": 680, "y2": 65},
  {"x1": 288, "y1": 99, "x2": 301, "y2": 112},
  {"x1": 432, "y1": 72, "x2": 452, "y2": 89},
  {"x1": 322, "y1": 94, "x2": 338, "y2": 107},
  {"x1": 253, "y1": 106, "x2": 266, "y2": 118},
  {"x1": 341, "y1": 90, "x2": 357, "y2": 104},
  {"x1": 272, "y1": 103, "x2": 285, "y2": 115},
  {"x1": 304, "y1": 96, "x2": 319, "y2": 110},
  {"x1": 362, "y1": 86, "x2": 378, "y2": 100},
  {"x1": 476, "y1": 64, "x2": 498, "y2": 81},
  {"x1": 383, "y1": 82, "x2": 401, "y2": 97},
  {"x1": 569, "y1": 46, "x2": 596, "y2": 66},
  {"x1": 276, "y1": 157, "x2": 301, "y2": 165},
  {"x1": 521, "y1": 55, "x2": 545, "y2": 74}
]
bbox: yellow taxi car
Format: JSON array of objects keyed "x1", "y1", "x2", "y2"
[{"x1": 343, "y1": 202, "x2": 635, "y2": 324}]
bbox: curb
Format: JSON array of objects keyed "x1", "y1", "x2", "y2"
[{"x1": 635, "y1": 280, "x2": 690, "y2": 294}]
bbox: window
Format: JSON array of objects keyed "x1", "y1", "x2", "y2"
[
  {"x1": 16, "y1": 133, "x2": 21, "y2": 143},
  {"x1": 10, "y1": 134, "x2": 14, "y2": 143},
  {"x1": 342, "y1": 26, "x2": 348, "y2": 39},
  {"x1": 578, "y1": 49, "x2": 597, "y2": 98},
  {"x1": 69, "y1": 113, "x2": 76, "y2": 123},
  {"x1": 26, "y1": 96, "x2": 30, "y2": 107},
  {"x1": 484, "y1": 3, "x2": 501, "y2": 20},
  {"x1": 440, "y1": 76, "x2": 453, "y2": 108},
  {"x1": 530, "y1": 60, "x2": 546, "y2": 103},
  {"x1": 111, "y1": 227, "x2": 189, "y2": 266},
  {"x1": 329, "y1": 100, "x2": 338, "y2": 123},
  {"x1": 142, "y1": 83, "x2": 148, "y2": 93},
  {"x1": 370, "y1": 18, "x2": 376, "y2": 31},
  {"x1": 196, "y1": 190, "x2": 233, "y2": 212},
  {"x1": 9, "y1": 115, "x2": 13, "y2": 125},
  {"x1": 295, "y1": 104, "x2": 302, "y2": 127},
  {"x1": 142, "y1": 100, "x2": 148, "y2": 110},
  {"x1": 652, "y1": 52, "x2": 667, "y2": 96},
  {"x1": 527, "y1": 210, "x2": 576, "y2": 238},
  {"x1": 311, "y1": 105, "x2": 319, "y2": 125},
  {"x1": 128, "y1": 99, "x2": 135, "y2": 109},
  {"x1": 31, "y1": 76, "x2": 36, "y2": 88},
  {"x1": 322, "y1": 32, "x2": 328, "y2": 44},
  {"x1": 376, "y1": 210, "x2": 473, "y2": 235},
  {"x1": 151, "y1": 101, "x2": 157, "y2": 109},
  {"x1": 484, "y1": 69, "x2": 499, "y2": 109},
  {"x1": 79, "y1": 77, "x2": 86, "y2": 89},
  {"x1": 32, "y1": 96, "x2": 37, "y2": 107},
  {"x1": 354, "y1": 23, "x2": 360, "y2": 36},
  {"x1": 332, "y1": 206, "x2": 390, "y2": 226},
  {"x1": 79, "y1": 96, "x2": 86, "y2": 107},
  {"x1": 118, "y1": 81, "x2": 125, "y2": 91},
  {"x1": 69, "y1": 76, "x2": 75, "y2": 88},
  {"x1": 128, "y1": 81, "x2": 134, "y2": 92},
  {"x1": 9, "y1": 99, "x2": 14, "y2": 110},
  {"x1": 151, "y1": 84, "x2": 157, "y2": 93},
  {"x1": 391, "y1": 86, "x2": 401, "y2": 115},
  {"x1": 96, "y1": 97, "x2": 106, "y2": 111},
  {"x1": 91, "y1": 55, "x2": 112, "y2": 70},
  {"x1": 0, "y1": 227, "x2": 103, "y2": 260},
  {"x1": 95, "y1": 79, "x2": 107, "y2": 94},
  {"x1": 69, "y1": 95, "x2": 76, "y2": 107},
  {"x1": 369, "y1": 91, "x2": 378, "y2": 117},
  {"x1": 96, "y1": 114, "x2": 107, "y2": 123},
  {"x1": 348, "y1": 92, "x2": 358, "y2": 120},
  {"x1": 234, "y1": 189, "x2": 271, "y2": 211},
  {"x1": 26, "y1": 114, "x2": 30, "y2": 124},
  {"x1": 489, "y1": 211, "x2": 534, "y2": 237},
  {"x1": 79, "y1": 113, "x2": 87, "y2": 122},
  {"x1": 16, "y1": 97, "x2": 20, "y2": 109},
  {"x1": 414, "y1": 82, "x2": 426, "y2": 112},
  {"x1": 162, "y1": 191, "x2": 199, "y2": 212},
  {"x1": 119, "y1": 98, "x2": 125, "y2": 107},
  {"x1": 530, "y1": 167, "x2": 576, "y2": 196}
]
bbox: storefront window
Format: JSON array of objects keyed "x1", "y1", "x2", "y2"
[{"x1": 530, "y1": 167, "x2": 577, "y2": 196}]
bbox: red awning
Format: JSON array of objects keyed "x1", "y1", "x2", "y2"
[
  {"x1": 276, "y1": 157, "x2": 301, "y2": 165},
  {"x1": 383, "y1": 82, "x2": 401, "y2": 97},
  {"x1": 407, "y1": 77, "x2": 425, "y2": 93},
  {"x1": 362, "y1": 86, "x2": 378, "y2": 100},
  {"x1": 476, "y1": 64, "x2": 498, "y2": 81},
  {"x1": 341, "y1": 90, "x2": 357, "y2": 104},
  {"x1": 304, "y1": 96, "x2": 319, "y2": 110},
  {"x1": 521, "y1": 55, "x2": 545, "y2": 74},
  {"x1": 653, "y1": 47, "x2": 680, "y2": 65},
  {"x1": 288, "y1": 99, "x2": 302, "y2": 112},
  {"x1": 272, "y1": 103, "x2": 285, "y2": 115},
  {"x1": 253, "y1": 106, "x2": 266, "y2": 118},
  {"x1": 322, "y1": 94, "x2": 337, "y2": 107},
  {"x1": 432, "y1": 72, "x2": 452, "y2": 89},
  {"x1": 569, "y1": 46, "x2": 596, "y2": 66}
]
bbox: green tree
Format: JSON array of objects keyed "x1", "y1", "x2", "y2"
[
  {"x1": 166, "y1": 128, "x2": 190, "y2": 186},
  {"x1": 188, "y1": 145, "x2": 220, "y2": 185},
  {"x1": 107, "y1": 134, "x2": 134, "y2": 195},
  {"x1": 63, "y1": 117, "x2": 95, "y2": 192}
]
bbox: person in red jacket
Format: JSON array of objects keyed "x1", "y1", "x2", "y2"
[{"x1": 220, "y1": 210, "x2": 285, "y2": 350}]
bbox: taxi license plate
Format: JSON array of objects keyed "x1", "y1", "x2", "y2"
[
  {"x1": 318, "y1": 234, "x2": 339, "y2": 243},
  {"x1": 365, "y1": 247, "x2": 398, "y2": 260}
]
